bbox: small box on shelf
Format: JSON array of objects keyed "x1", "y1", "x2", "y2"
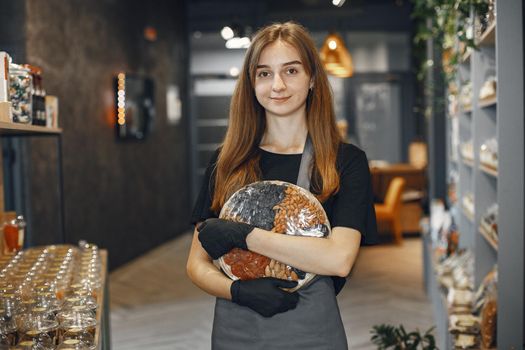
[
  {"x1": 0, "y1": 102, "x2": 12, "y2": 122},
  {"x1": 479, "y1": 162, "x2": 498, "y2": 178},
  {"x1": 479, "y1": 225, "x2": 498, "y2": 252}
]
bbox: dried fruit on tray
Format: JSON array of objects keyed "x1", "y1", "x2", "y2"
[{"x1": 218, "y1": 181, "x2": 330, "y2": 291}]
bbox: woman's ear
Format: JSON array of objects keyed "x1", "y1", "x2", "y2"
[{"x1": 309, "y1": 81, "x2": 314, "y2": 90}]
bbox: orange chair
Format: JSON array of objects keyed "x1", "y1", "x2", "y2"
[{"x1": 374, "y1": 177, "x2": 406, "y2": 245}]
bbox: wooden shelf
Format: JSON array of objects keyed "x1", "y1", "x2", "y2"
[
  {"x1": 462, "y1": 205, "x2": 475, "y2": 223},
  {"x1": 479, "y1": 96, "x2": 497, "y2": 108},
  {"x1": 478, "y1": 21, "x2": 496, "y2": 46},
  {"x1": 479, "y1": 163, "x2": 498, "y2": 178},
  {"x1": 0, "y1": 121, "x2": 62, "y2": 135},
  {"x1": 479, "y1": 225, "x2": 498, "y2": 252}
]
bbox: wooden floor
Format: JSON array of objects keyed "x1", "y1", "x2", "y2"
[{"x1": 109, "y1": 233, "x2": 435, "y2": 349}]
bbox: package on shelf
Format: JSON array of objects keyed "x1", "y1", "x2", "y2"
[
  {"x1": 0, "y1": 51, "x2": 10, "y2": 103},
  {"x1": 448, "y1": 91, "x2": 459, "y2": 116},
  {"x1": 480, "y1": 287, "x2": 497, "y2": 349},
  {"x1": 479, "y1": 76, "x2": 497, "y2": 101},
  {"x1": 460, "y1": 140, "x2": 474, "y2": 161},
  {"x1": 473, "y1": 266, "x2": 498, "y2": 315},
  {"x1": 45, "y1": 95, "x2": 59, "y2": 128},
  {"x1": 24, "y1": 64, "x2": 47, "y2": 126},
  {"x1": 448, "y1": 170, "x2": 459, "y2": 205},
  {"x1": 480, "y1": 203, "x2": 498, "y2": 243},
  {"x1": 449, "y1": 314, "x2": 480, "y2": 335},
  {"x1": 462, "y1": 193, "x2": 475, "y2": 218},
  {"x1": 454, "y1": 333, "x2": 479, "y2": 349},
  {"x1": 435, "y1": 250, "x2": 474, "y2": 293},
  {"x1": 480, "y1": 138, "x2": 498, "y2": 170},
  {"x1": 459, "y1": 81, "x2": 472, "y2": 110},
  {"x1": 8, "y1": 63, "x2": 33, "y2": 124}
]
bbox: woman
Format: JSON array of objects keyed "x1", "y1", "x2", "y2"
[{"x1": 187, "y1": 22, "x2": 377, "y2": 349}]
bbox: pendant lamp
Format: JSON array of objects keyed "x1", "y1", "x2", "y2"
[{"x1": 319, "y1": 33, "x2": 354, "y2": 78}]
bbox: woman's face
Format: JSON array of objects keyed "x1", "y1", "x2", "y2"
[{"x1": 254, "y1": 40, "x2": 311, "y2": 120}]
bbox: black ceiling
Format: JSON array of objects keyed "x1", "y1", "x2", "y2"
[{"x1": 186, "y1": 0, "x2": 413, "y2": 34}]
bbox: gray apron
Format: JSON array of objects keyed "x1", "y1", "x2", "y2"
[{"x1": 211, "y1": 138, "x2": 348, "y2": 349}]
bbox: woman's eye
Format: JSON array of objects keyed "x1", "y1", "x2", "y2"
[
  {"x1": 257, "y1": 71, "x2": 271, "y2": 78},
  {"x1": 287, "y1": 67, "x2": 298, "y2": 74}
]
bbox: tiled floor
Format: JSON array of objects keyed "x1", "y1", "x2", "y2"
[{"x1": 109, "y1": 233, "x2": 435, "y2": 349}]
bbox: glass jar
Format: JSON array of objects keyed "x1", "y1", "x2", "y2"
[
  {"x1": 9, "y1": 64, "x2": 33, "y2": 124},
  {"x1": 57, "y1": 306, "x2": 96, "y2": 348},
  {"x1": 0, "y1": 307, "x2": 18, "y2": 345},
  {"x1": 62, "y1": 294, "x2": 97, "y2": 313},
  {"x1": 57, "y1": 338, "x2": 90, "y2": 349},
  {"x1": 17, "y1": 307, "x2": 59, "y2": 346}
]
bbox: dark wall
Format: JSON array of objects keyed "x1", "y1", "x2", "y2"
[{"x1": 20, "y1": 0, "x2": 190, "y2": 269}]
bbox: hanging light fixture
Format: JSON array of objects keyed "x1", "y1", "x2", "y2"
[{"x1": 319, "y1": 33, "x2": 354, "y2": 78}]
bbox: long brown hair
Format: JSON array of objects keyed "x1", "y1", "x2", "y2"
[{"x1": 211, "y1": 22, "x2": 341, "y2": 212}]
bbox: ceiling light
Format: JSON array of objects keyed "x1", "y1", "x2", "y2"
[
  {"x1": 319, "y1": 33, "x2": 353, "y2": 78},
  {"x1": 221, "y1": 26, "x2": 234, "y2": 40},
  {"x1": 332, "y1": 0, "x2": 346, "y2": 7},
  {"x1": 226, "y1": 37, "x2": 251, "y2": 49},
  {"x1": 229, "y1": 67, "x2": 240, "y2": 77}
]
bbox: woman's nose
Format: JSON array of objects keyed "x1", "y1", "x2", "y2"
[{"x1": 272, "y1": 74, "x2": 286, "y2": 92}]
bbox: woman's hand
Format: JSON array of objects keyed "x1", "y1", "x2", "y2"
[
  {"x1": 197, "y1": 218, "x2": 254, "y2": 259},
  {"x1": 230, "y1": 277, "x2": 299, "y2": 317}
]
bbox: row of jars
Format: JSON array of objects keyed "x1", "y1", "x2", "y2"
[{"x1": 0, "y1": 243, "x2": 102, "y2": 349}]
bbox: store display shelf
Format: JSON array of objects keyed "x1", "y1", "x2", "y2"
[
  {"x1": 423, "y1": 236, "x2": 456, "y2": 349},
  {"x1": 479, "y1": 163, "x2": 498, "y2": 178},
  {"x1": 0, "y1": 121, "x2": 62, "y2": 135},
  {"x1": 461, "y1": 49, "x2": 472, "y2": 64},
  {"x1": 462, "y1": 157, "x2": 475, "y2": 168},
  {"x1": 479, "y1": 96, "x2": 497, "y2": 108},
  {"x1": 462, "y1": 205, "x2": 475, "y2": 223},
  {"x1": 479, "y1": 225, "x2": 498, "y2": 252},
  {"x1": 478, "y1": 22, "x2": 496, "y2": 46}
]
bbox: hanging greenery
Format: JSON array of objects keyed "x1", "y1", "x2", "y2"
[{"x1": 410, "y1": 0, "x2": 490, "y2": 83}]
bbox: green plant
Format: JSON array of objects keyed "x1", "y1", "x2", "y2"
[
  {"x1": 370, "y1": 324, "x2": 438, "y2": 350},
  {"x1": 411, "y1": 0, "x2": 490, "y2": 82}
]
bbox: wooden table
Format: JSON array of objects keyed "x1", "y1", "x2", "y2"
[
  {"x1": 370, "y1": 163, "x2": 426, "y2": 201},
  {"x1": 370, "y1": 163, "x2": 427, "y2": 233},
  {"x1": 96, "y1": 249, "x2": 110, "y2": 350}
]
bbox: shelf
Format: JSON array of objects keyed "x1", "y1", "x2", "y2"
[
  {"x1": 0, "y1": 121, "x2": 62, "y2": 135},
  {"x1": 478, "y1": 22, "x2": 496, "y2": 46},
  {"x1": 462, "y1": 104, "x2": 473, "y2": 113},
  {"x1": 461, "y1": 49, "x2": 472, "y2": 63},
  {"x1": 479, "y1": 163, "x2": 498, "y2": 178},
  {"x1": 479, "y1": 225, "x2": 498, "y2": 252},
  {"x1": 462, "y1": 157, "x2": 475, "y2": 168},
  {"x1": 479, "y1": 96, "x2": 497, "y2": 108}
]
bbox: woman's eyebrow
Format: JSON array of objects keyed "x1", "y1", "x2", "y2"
[{"x1": 256, "y1": 60, "x2": 303, "y2": 69}]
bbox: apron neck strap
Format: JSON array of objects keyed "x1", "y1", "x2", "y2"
[{"x1": 296, "y1": 135, "x2": 313, "y2": 191}]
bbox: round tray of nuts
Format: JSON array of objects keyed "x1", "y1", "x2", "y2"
[{"x1": 217, "y1": 181, "x2": 330, "y2": 291}]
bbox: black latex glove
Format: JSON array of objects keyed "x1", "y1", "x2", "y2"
[
  {"x1": 197, "y1": 218, "x2": 254, "y2": 259},
  {"x1": 230, "y1": 277, "x2": 299, "y2": 317}
]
